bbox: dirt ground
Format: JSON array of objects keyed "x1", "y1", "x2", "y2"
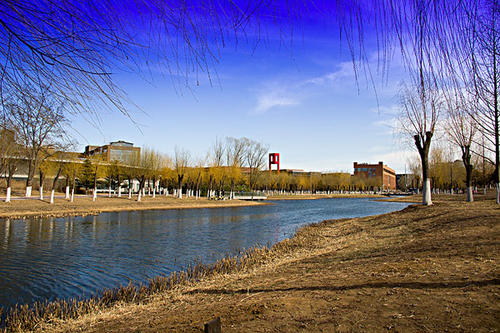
[
  {"x1": 42, "y1": 196, "x2": 499, "y2": 333},
  {"x1": 267, "y1": 193, "x2": 385, "y2": 200},
  {"x1": 0, "y1": 196, "x2": 265, "y2": 219}
]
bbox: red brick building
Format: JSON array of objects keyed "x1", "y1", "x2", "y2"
[{"x1": 353, "y1": 161, "x2": 396, "y2": 190}]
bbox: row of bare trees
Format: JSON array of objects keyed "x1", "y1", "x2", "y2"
[
  {"x1": 1, "y1": 1, "x2": 497, "y2": 206},
  {"x1": 0, "y1": 85, "x2": 70, "y2": 202},
  {"x1": 395, "y1": 0, "x2": 498, "y2": 205}
]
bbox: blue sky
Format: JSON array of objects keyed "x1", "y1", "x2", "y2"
[{"x1": 69, "y1": 12, "x2": 416, "y2": 173}]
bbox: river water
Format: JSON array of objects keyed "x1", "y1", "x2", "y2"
[{"x1": 0, "y1": 198, "x2": 409, "y2": 308}]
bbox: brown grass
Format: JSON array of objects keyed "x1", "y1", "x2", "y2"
[
  {"x1": 0, "y1": 196, "x2": 267, "y2": 219},
  {"x1": 2, "y1": 196, "x2": 499, "y2": 332},
  {"x1": 268, "y1": 193, "x2": 385, "y2": 200}
]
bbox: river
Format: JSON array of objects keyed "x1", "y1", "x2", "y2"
[{"x1": 0, "y1": 198, "x2": 409, "y2": 309}]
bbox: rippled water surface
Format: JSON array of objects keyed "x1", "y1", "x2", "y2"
[{"x1": 0, "y1": 198, "x2": 409, "y2": 308}]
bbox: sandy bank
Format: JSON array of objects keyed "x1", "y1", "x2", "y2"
[
  {"x1": 267, "y1": 193, "x2": 385, "y2": 200},
  {"x1": 0, "y1": 196, "x2": 267, "y2": 219},
  {"x1": 24, "y1": 196, "x2": 499, "y2": 333}
]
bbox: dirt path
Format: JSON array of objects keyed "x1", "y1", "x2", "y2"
[{"x1": 42, "y1": 198, "x2": 499, "y2": 333}]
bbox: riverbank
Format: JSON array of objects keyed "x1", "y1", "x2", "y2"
[
  {"x1": 267, "y1": 193, "x2": 385, "y2": 200},
  {"x1": 379, "y1": 191, "x2": 498, "y2": 203},
  {"x1": 19, "y1": 195, "x2": 498, "y2": 332},
  {"x1": 0, "y1": 196, "x2": 267, "y2": 219}
]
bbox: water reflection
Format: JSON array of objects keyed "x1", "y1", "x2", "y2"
[{"x1": 0, "y1": 198, "x2": 409, "y2": 308}]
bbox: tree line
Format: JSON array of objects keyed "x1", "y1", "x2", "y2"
[{"x1": 0, "y1": 1, "x2": 497, "y2": 205}]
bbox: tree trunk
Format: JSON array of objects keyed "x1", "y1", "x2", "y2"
[
  {"x1": 415, "y1": 132, "x2": 433, "y2": 206},
  {"x1": 152, "y1": 176, "x2": 156, "y2": 198},
  {"x1": 25, "y1": 160, "x2": 35, "y2": 197},
  {"x1": 117, "y1": 174, "x2": 122, "y2": 198},
  {"x1": 178, "y1": 174, "x2": 184, "y2": 199},
  {"x1": 127, "y1": 177, "x2": 132, "y2": 199},
  {"x1": 462, "y1": 145, "x2": 474, "y2": 202},
  {"x1": 5, "y1": 165, "x2": 15, "y2": 203},
  {"x1": 50, "y1": 167, "x2": 62, "y2": 204},
  {"x1": 39, "y1": 170, "x2": 45, "y2": 201},
  {"x1": 65, "y1": 176, "x2": 70, "y2": 199},
  {"x1": 93, "y1": 172, "x2": 97, "y2": 202},
  {"x1": 137, "y1": 177, "x2": 145, "y2": 202}
]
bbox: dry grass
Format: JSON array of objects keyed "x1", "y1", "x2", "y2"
[
  {"x1": 2, "y1": 196, "x2": 499, "y2": 332},
  {"x1": 0, "y1": 196, "x2": 266, "y2": 219},
  {"x1": 267, "y1": 193, "x2": 385, "y2": 200}
]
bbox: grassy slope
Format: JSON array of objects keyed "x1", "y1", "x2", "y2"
[{"x1": 39, "y1": 196, "x2": 499, "y2": 333}]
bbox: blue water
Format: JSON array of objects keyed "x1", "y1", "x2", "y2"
[{"x1": 0, "y1": 198, "x2": 409, "y2": 308}]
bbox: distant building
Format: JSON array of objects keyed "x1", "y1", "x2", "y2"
[
  {"x1": 353, "y1": 161, "x2": 396, "y2": 190},
  {"x1": 84, "y1": 140, "x2": 140, "y2": 163}
]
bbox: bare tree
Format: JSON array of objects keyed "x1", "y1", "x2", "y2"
[
  {"x1": 225, "y1": 137, "x2": 246, "y2": 199},
  {"x1": 244, "y1": 138, "x2": 268, "y2": 196},
  {"x1": 174, "y1": 147, "x2": 190, "y2": 199},
  {"x1": 445, "y1": 92, "x2": 478, "y2": 202},
  {"x1": 0, "y1": 1, "x2": 301, "y2": 120},
  {"x1": 399, "y1": 75, "x2": 442, "y2": 205},
  {"x1": 2, "y1": 87, "x2": 66, "y2": 197},
  {"x1": 459, "y1": 1, "x2": 499, "y2": 203},
  {"x1": 0, "y1": 128, "x2": 19, "y2": 202}
]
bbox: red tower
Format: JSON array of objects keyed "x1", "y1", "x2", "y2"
[{"x1": 269, "y1": 153, "x2": 280, "y2": 174}]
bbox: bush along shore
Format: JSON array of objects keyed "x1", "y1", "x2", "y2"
[{"x1": 1, "y1": 195, "x2": 499, "y2": 332}]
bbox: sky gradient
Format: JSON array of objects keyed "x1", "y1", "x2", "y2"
[{"x1": 69, "y1": 10, "x2": 416, "y2": 173}]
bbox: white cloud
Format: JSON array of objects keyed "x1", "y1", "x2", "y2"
[
  {"x1": 252, "y1": 50, "x2": 406, "y2": 115},
  {"x1": 252, "y1": 61, "x2": 355, "y2": 114},
  {"x1": 254, "y1": 91, "x2": 298, "y2": 114}
]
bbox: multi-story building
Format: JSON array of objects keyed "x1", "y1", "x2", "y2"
[
  {"x1": 84, "y1": 140, "x2": 140, "y2": 163},
  {"x1": 353, "y1": 161, "x2": 396, "y2": 190}
]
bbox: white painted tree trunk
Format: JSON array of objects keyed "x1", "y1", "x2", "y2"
[
  {"x1": 466, "y1": 186, "x2": 474, "y2": 202},
  {"x1": 128, "y1": 188, "x2": 132, "y2": 199},
  {"x1": 39, "y1": 186, "x2": 44, "y2": 200},
  {"x1": 5, "y1": 187, "x2": 11, "y2": 203},
  {"x1": 137, "y1": 191, "x2": 142, "y2": 202},
  {"x1": 92, "y1": 188, "x2": 97, "y2": 202},
  {"x1": 178, "y1": 188, "x2": 182, "y2": 199},
  {"x1": 152, "y1": 187, "x2": 156, "y2": 198},
  {"x1": 108, "y1": 184, "x2": 112, "y2": 197},
  {"x1": 497, "y1": 183, "x2": 500, "y2": 204},
  {"x1": 50, "y1": 189, "x2": 55, "y2": 204},
  {"x1": 118, "y1": 187, "x2": 122, "y2": 198},
  {"x1": 422, "y1": 178, "x2": 432, "y2": 205},
  {"x1": 25, "y1": 186, "x2": 32, "y2": 197},
  {"x1": 65, "y1": 186, "x2": 70, "y2": 199},
  {"x1": 71, "y1": 187, "x2": 75, "y2": 202}
]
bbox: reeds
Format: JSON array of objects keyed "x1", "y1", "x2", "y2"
[{"x1": 0, "y1": 222, "x2": 325, "y2": 332}]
